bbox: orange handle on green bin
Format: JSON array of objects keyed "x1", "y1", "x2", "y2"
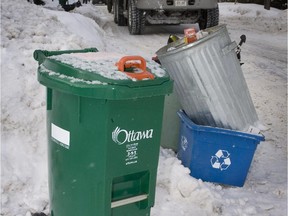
[{"x1": 117, "y1": 56, "x2": 155, "y2": 80}]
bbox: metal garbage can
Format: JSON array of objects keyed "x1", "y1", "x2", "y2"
[
  {"x1": 34, "y1": 48, "x2": 173, "y2": 216},
  {"x1": 156, "y1": 25, "x2": 259, "y2": 131}
]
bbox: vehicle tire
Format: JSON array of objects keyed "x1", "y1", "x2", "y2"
[
  {"x1": 199, "y1": 6, "x2": 219, "y2": 29},
  {"x1": 113, "y1": 0, "x2": 118, "y2": 23},
  {"x1": 128, "y1": 0, "x2": 145, "y2": 35},
  {"x1": 107, "y1": 0, "x2": 112, "y2": 13},
  {"x1": 114, "y1": 0, "x2": 127, "y2": 26}
]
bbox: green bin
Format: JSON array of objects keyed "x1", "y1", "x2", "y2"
[{"x1": 34, "y1": 48, "x2": 173, "y2": 216}]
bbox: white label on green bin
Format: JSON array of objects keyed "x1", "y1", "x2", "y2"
[
  {"x1": 51, "y1": 123, "x2": 70, "y2": 149},
  {"x1": 210, "y1": 150, "x2": 231, "y2": 171}
]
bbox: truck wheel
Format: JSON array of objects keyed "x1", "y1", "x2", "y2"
[
  {"x1": 114, "y1": 0, "x2": 127, "y2": 26},
  {"x1": 199, "y1": 6, "x2": 219, "y2": 29},
  {"x1": 107, "y1": 0, "x2": 112, "y2": 13},
  {"x1": 113, "y1": 0, "x2": 118, "y2": 23},
  {"x1": 128, "y1": 0, "x2": 145, "y2": 35}
]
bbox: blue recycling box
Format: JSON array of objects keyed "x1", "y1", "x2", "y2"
[{"x1": 177, "y1": 110, "x2": 265, "y2": 187}]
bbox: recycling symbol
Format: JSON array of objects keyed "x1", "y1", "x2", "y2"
[
  {"x1": 210, "y1": 150, "x2": 231, "y2": 171},
  {"x1": 181, "y1": 136, "x2": 188, "y2": 151}
]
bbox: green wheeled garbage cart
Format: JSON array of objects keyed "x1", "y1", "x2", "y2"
[{"x1": 33, "y1": 48, "x2": 173, "y2": 216}]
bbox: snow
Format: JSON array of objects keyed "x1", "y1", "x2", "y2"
[
  {"x1": 49, "y1": 53, "x2": 131, "y2": 80},
  {"x1": 40, "y1": 65, "x2": 107, "y2": 84},
  {"x1": 47, "y1": 52, "x2": 168, "y2": 80},
  {"x1": 1, "y1": 1, "x2": 287, "y2": 216}
]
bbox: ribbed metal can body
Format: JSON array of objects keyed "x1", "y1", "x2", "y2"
[{"x1": 157, "y1": 25, "x2": 259, "y2": 131}]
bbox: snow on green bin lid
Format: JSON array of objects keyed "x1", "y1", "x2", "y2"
[
  {"x1": 50, "y1": 52, "x2": 168, "y2": 81},
  {"x1": 40, "y1": 51, "x2": 169, "y2": 85},
  {"x1": 34, "y1": 48, "x2": 173, "y2": 99}
]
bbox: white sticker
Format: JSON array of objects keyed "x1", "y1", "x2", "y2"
[
  {"x1": 125, "y1": 143, "x2": 138, "y2": 165},
  {"x1": 51, "y1": 123, "x2": 70, "y2": 149}
]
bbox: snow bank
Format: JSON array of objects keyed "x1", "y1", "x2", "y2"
[{"x1": 219, "y1": 3, "x2": 287, "y2": 32}]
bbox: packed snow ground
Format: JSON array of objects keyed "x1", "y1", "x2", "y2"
[{"x1": 1, "y1": 1, "x2": 287, "y2": 215}]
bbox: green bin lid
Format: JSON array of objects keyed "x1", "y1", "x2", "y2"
[{"x1": 34, "y1": 48, "x2": 173, "y2": 99}]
